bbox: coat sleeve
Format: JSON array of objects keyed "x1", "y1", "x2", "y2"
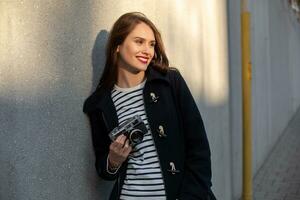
[
  {"x1": 172, "y1": 70, "x2": 216, "y2": 200},
  {"x1": 84, "y1": 103, "x2": 120, "y2": 180}
]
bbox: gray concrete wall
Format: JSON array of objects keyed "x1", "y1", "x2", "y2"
[
  {"x1": 0, "y1": 1, "x2": 106, "y2": 200},
  {"x1": 227, "y1": 1, "x2": 243, "y2": 199},
  {"x1": 228, "y1": 0, "x2": 300, "y2": 199},
  {"x1": 250, "y1": 0, "x2": 300, "y2": 174},
  {"x1": 0, "y1": 1, "x2": 229, "y2": 200}
]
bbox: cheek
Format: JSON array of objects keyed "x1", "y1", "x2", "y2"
[
  {"x1": 120, "y1": 46, "x2": 135, "y2": 60},
  {"x1": 125, "y1": 43, "x2": 138, "y2": 54},
  {"x1": 150, "y1": 49, "x2": 155, "y2": 59}
]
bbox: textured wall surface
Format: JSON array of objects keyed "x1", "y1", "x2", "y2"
[
  {"x1": 0, "y1": 1, "x2": 229, "y2": 200},
  {"x1": 0, "y1": 1, "x2": 107, "y2": 200},
  {"x1": 228, "y1": 0, "x2": 300, "y2": 199},
  {"x1": 250, "y1": 0, "x2": 300, "y2": 174},
  {"x1": 227, "y1": 1, "x2": 243, "y2": 199}
]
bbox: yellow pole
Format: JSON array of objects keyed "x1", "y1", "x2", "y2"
[{"x1": 241, "y1": 0, "x2": 252, "y2": 200}]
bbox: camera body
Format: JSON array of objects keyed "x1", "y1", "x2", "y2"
[{"x1": 109, "y1": 115, "x2": 147, "y2": 145}]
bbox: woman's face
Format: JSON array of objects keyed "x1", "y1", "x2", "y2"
[{"x1": 117, "y1": 22, "x2": 156, "y2": 73}]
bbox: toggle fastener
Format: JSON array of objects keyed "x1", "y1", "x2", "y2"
[
  {"x1": 150, "y1": 92, "x2": 159, "y2": 103},
  {"x1": 157, "y1": 125, "x2": 167, "y2": 138},
  {"x1": 167, "y1": 162, "x2": 180, "y2": 174}
]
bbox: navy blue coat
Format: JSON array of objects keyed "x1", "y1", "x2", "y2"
[{"x1": 83, "y1": 67, "x2": 216, "y2": 200}]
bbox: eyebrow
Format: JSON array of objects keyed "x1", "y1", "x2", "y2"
[{"x1": 133, "y1": 37, "x2": 156, "y2": 43}]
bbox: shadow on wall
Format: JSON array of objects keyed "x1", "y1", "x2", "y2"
[
  {"x1": 91, "y1": 30, "x2": 109, "y2": 93},
  {"x1": 89, "y1": 29, "x2": 117, "y2": 199}
]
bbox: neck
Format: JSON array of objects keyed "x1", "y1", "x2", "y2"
[{"x1": 116, "y1": 67, "x2": 146, "y2": 88}]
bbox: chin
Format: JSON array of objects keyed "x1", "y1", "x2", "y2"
[
  {"x1": 131, "y1": 64, "x2": 149, "y2": 73},
  {"x1": 119, "y1": 60, "x2": 150, "y2": 74}
]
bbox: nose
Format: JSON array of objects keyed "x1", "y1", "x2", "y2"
[{"x1": 141, "y1": 44, "x2": 152, "y2": 55}]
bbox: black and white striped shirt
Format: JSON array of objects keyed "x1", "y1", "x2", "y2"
[{"x1": 111, "y1": 79, "x2": 166, "y2": 200}]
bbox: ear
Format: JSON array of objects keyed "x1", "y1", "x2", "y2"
[{"x1": 116, "y1": 46, "x2": 120, "y2": 53}]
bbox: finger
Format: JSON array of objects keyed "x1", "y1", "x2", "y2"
[
  {"x1": 124, "y1": 145, "x2": 132, "y2": 155},
  {"x1": 109, "y1": 142, "x2": 117, "y2": 151},
  {"x1": 119, "y1": 135, "x2": 127, "y2": 145},
  {"x1": 122, "y1": 140, "x2": 131, "y2": 154},
  {"x1": 113, "y1": 135, "x2": 124, "y2": 149},
  {"x1": 123, "y1": 139, "x2": 129, "y2": 148},
  {"x1": 110, "y1": 138, "x2": 122, "y2": 149},
  {"x1": 110, "y1": 138, "x2": 124, "y2": 152},
  {"x1": 115, "y1": 135, "x2": 123, "y2": 143}
]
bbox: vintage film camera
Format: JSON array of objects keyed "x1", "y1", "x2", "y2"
[{"x1": 109, "y1": 115, "x2": 147, "y2": 145}]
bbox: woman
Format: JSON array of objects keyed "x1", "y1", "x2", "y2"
[{"x1": 83, "y1": 12, "x2": 216, "y2": 200}]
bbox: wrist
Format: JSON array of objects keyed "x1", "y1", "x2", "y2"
[
  {"x1": 106, "y1": 156, "x2": 120, "y2": 174},
  {"x1": 108, "y1": 156, "x2": 121, "y2": 169}
]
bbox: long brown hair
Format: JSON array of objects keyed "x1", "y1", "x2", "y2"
[{"x1": 97, "y1": 12, "x2": 169, "y2": 89}]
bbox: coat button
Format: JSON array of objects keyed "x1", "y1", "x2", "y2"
[
  {"x1": 150, "y1": 92, "x2": 159, "y2": 103},
  {"x1": 157, "y1": 125, "x2": 167, "y2": 137},
  {"x1": 167, "y1": 162, "x2": 180, "y2": 174}
]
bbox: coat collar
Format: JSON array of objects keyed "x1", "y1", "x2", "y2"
[
  {"x1": 146, "y1": 66, "x2": 170, "y2": 84},
  {"x1": 83, "y1": 66, "x2": 173, "y2": 131},
  {"x1": 83, "y1": 66, "x2": 170, "y2": 114}
]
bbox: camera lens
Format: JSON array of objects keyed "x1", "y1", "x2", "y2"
[{"x1": 129, "y1": 129, "x2": 144, "y2": 144}]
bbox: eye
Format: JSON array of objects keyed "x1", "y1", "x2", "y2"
[
  {"x1": 150, "y1": 42, "x2": 156, "y2": 48},
  {"x1": 135, "y1": 39, "x2": 143, "y2": 45}
]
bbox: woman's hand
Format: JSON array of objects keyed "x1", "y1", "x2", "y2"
[{"x1": 108, "y1": 134, "x2": 132, "y2": 170}]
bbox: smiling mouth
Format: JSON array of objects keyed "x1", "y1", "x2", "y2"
[{"x1": 136, "y1": 56, "x2": 149, "y2": 64}]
